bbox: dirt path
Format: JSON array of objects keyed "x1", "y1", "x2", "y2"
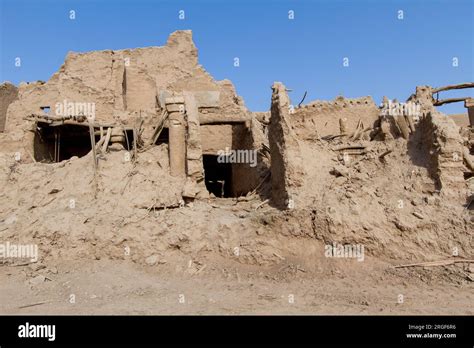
[{"x1": 1, "y1": 259, "x2": 473, "y2": 315}]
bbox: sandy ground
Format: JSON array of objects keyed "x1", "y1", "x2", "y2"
[{"x1": 1, "y1": 258, "x2": 473, "y2": 315}]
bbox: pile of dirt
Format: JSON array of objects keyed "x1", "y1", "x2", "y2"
[{"x1": 0, "y1": 126, "x2": 472, "y2": 272}]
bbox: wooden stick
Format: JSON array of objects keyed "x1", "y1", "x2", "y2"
[
  {"x1": 95, "y1": 136, "x2": 106, "y2": 151},
  {"x1": 133, "y1": 127, "x2": 137, "y2": 162},
  {"x1": 254, "y1": 199, "x2": 269, "y2": 210},
  {"x1": 124, "y1": 129, "x2": 130, "y2": 151},
  {"x1": 146, "y1": 110, "x2": 168, "y2": 147},
  {"x1": 101, "y1": 127, "x2": 112, "y2": 153},
  {"x1": 88, "y1": 123, "x2": 97, "y2": 172},
  {"x1": 54, "y1": 128, "x2": 58, "y2": 162},
  {"x1": 18, "y1": 301, "x2": 52, "y2": 309},
  {"x1": 379, "y1": 149, "x2": 393, "y2": 159},
  {"x1": 250, "y1": 171, "x2": 271, "y2": 195},
  {"x1": 333, "y1": 145, "x2": 366, "y2": 151},
  {"x1": 394, "y1": 259, "x2": 474, "y2": 269},
  {"x1": 58, "y1": 129, "x2": 61, "y2": 161}
]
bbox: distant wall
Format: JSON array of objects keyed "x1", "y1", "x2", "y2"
[
  {"x1": 0, "y1": 82, "x2": 18, "y2": 132},
  {"x1": 291, "y1": 96, "x2": 379, "y2": 138},
  {"x1": 450, "y1": 113, "x2": 470, "y2": 128}
]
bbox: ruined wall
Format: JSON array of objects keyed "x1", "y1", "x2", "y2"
[
  {"x1": 4, "y1": 31, "x2": 249, "y2": 151},
  {"x1": 230, "y1": 121, "x2": 262, "y2": 196},
  {"x1": 407, "y1": 85, "x2": 467, "y2": 198},
  {"x1": 200, "y1": 125, "x2": 234, "y2": 155},
  {"x1": 291, "y1": 96, "x2": 379, "y2": 139},
  {"x1": 268, "y1": 82, "x2": 305, "y2": 208},
  {"x1": 418, "y1": 111, "x2": 466, "y2": 197},
  {"x1": 0, "y1": 82, "x2": 18, "y2": 132}
]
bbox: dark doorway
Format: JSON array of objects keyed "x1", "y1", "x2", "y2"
[
  {"x1": 202, "y1": 154, "x2": 233, "y2": 197},
  {"x1": 154, "y1": 127, "x2": 169, "y2": 145},
  {"x1": 123, "y1": 129, "x2": 135, "y2": 151},
  {"x1": 34, "y1": 123, "x2": 92, "y2": 162}
]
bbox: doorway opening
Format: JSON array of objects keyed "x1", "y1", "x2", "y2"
[
  {"x1": 34, "y1": 122, "x2": 92, "y2": 162},
  {"x1": 202, "y1": 154, "x2": 233, "y2": 197},
  {"x1": 154, "y1": 127, "x2": 169, "y2": 145}
]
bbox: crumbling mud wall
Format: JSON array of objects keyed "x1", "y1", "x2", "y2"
[
  {"x1": 4, "y1": 31, "x2": 249, "y2": 156},
  {"x1": 406, "y1": 86, "x2": 468, "y2": 198},
  {"x1": 417, "y1": 111, "x2": 466, "y2": 197},
  {"x1": 0, "y1": 82, "x2": 18, "y2": 132},
  {"x1": 262, "y1": 81, "x2": 472, "y2": 260},
  {"x1": 231, "y1": 120, "x2": 266, "y2": 196},
  {"x1": 290, "y1": 96, "x2": 379, "y2": 139},
  {"x1": 2, "y1": 30, "x2": 265, "y2": 201},
  {"x1": 268, "y1": 82, "x2": 305, "y2": 208},
  {"x1": 0, "y1": 28, "x2": 471, "y2": 270}
]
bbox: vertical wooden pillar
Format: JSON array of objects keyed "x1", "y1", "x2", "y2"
[
  {"x1": 465, "y1": 98, "x2": 474, "y2": 127},
  {"x1": 166, "y1": 97, "x2": 186, "y2": 177}
]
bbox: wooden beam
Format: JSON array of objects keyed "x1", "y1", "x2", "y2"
[
  {"x1": 433, "y1": 97, "x2": 470, "y2": 106},
  {"x1": 199, "y1": 113, "x2": 249, "y2": 125},
  {"x1": 101, "y1": 127, "x2": 112, "y2": 153},
  {"x1": 432, "y1": 82, "x2": 474, "y2": 94}
]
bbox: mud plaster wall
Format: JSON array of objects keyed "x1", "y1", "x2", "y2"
[
  {"x1": 5, "y1": 31, "x2": 249, "y2": 154},
  {"x1": 407, "y1": 85, "x2": 466, "y2": 197},
  {"x1": 269, "y1": 82, "x2": 305, "y2": 208},
  {"x1": 200, "y1": 124, "x2": 234, "y2": 155},
  {"x1": 417, "y1": 111, "x2": 466, "y2": 196},
  {"x1": 291, "y1": 96, "x2": 380, "y2": 139},
  {"x1": 0, "y1": 83, "x2": 18, "y2": 132},
  {"x1": 231, "y1": 122, "x2": 261, "y2": 196}
]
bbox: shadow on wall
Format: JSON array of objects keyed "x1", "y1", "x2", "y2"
[{"x1": 200, "y1": 123, "x2": 260, "y2": 198}]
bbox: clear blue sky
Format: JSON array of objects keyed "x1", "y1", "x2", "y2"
[{"x1": 1, "y1": 0, "x2": 472, "y2": 113}]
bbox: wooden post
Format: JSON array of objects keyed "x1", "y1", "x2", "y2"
[
  {"x1": 166, "y1": 97, "x2": 186, "y2": 177},
  {"x1": 54, "y1": 128, "x2": 58, "y2": 162},
  {"x1": 57, "y1": 128, "x2": 61, "y2": 162},
  {"x1": 465, "y1": 98, "x2": 474, "y2": 127},
  {"x1": 339, "y1": 118, "x2": 347, "y2": 135},
  {"x1": 102, "y1": 127, "x2": 112, "y2": 153},
  {"x1": 124, "y1": 129, "x2": 130, "y2": 151},
  {"x1": 133, "y1": 127, "x2": 137, "y2": 163},
  {"x1": 88, "y1": 123, "x2": 98, "y2": 172}
]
